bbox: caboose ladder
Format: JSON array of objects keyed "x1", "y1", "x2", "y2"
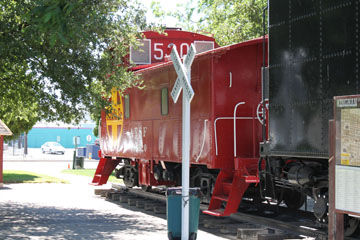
[
  {"x1": 203, "y1": 158, "x2": 259, "y2": 217},
  {"x1": 91, "y1": 157, "x2": 120, "y2": 185}
]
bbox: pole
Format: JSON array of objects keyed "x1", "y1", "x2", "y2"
[
  {"x1": 181, "y1": 58, "x2": 190, "y2": 240},
  {"x1": 0, "y1": 136, "x2": 4, "y2": 188},
  {"x1": 170, "y1": 46, "x2": 195, "y2": 240},
  {"x1": 24, "y1": 132, "x2": 28, "y2": 155},
  {"x1": 73, "y1": 136, "x2": 78, "y2": 170},
  {"x1": 262, "y1": 5, "x2": 268, "y2": 142}
]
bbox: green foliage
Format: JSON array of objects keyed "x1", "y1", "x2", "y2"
[
  {"x1": 0, "y1": 62, "x2": 39, "y2": 138},
  {"x1": 150, "y1": 0, "x2": 267, "y2": 46},
  {"x1": 93, "y1": 117, "x2": 100, "y2": 137},
  {"x1": 199, "y1": 0, "x2": 267, "y2": 45},
  {"x1": 150, "y1": 1, "x2": 198, "y2": 32},
  {"x1": 0, "y1": 0, "x2": 147, "y2": 139}
]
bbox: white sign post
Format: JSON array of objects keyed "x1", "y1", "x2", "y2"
[{"x1": 171, "y1": 44, "x2": 196, "y2": 240}]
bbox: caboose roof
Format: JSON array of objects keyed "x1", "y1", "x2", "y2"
[
  {"x1": 0, "y1": 119, "x2": 12, "y2": 136},
  {"x1": 134, "y1": 36, "x2": 266, "y2": 74}
]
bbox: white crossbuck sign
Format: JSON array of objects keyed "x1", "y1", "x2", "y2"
[{"x1": 170, "y1": 44, "x2": 196, "y2": 103}]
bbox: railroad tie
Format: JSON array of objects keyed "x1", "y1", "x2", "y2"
[
  {"x1": 236, "y1": 226, "x2": 267, "y2": 239},
  {"x1": 135, "y1": 200, "x2": 148, "y2": 208},
  {"x1": 144, "y1": 202, "x2": 163, "y2": 211},
  {"x1": 112, "y1": 192, "x2": 128, "y2": 201},
  {"x1": 154, "y1": 206, "x2": 166, "y2": 214},
  {"x1": 219, "y1": 223, "x2": 242, "y2": 234},
  {"x1": 119, "y1": 195, "x2": 130, "y2": 203},
  {"x1": 257, "y1": 233, "x2": 293, "y2": 240},
  {"x1": 202, "y1": 218, "x2": 233, "y2": 229},
  {"x1": 128, "y1": 197, "x2": 144, "y2": 206},
  {"x1": 94, "y1": 189, "x2": 110, "y2": 196},
  {"x1": 105, "y1": 191, "x2": 117, "y2": 199}
]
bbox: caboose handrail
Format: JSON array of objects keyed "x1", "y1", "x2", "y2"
[
  {"x1": 214, "y1": 117, "x2": 255, "y2": 156},
  {"x1": 234, "y1": 102, "x2": 245, "y2": 157},
  {"x1": 214, "y1": 102, "x2": 262, "y2": 156},
  {"x1": 195, "y1": 119, "x2": 208, "y2": 163}
]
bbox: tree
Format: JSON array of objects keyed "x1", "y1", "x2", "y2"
[
  {"x1": 150, "y1": 1, "x2": 199, "y2": 32},
  {"x1": 198, "y1": 0, "x2": 267, "y2": 45},
  {"x1": 0, "y1": 0, "x2": 147, "y2": 139},
  {"x1": 151, "y1": 0, "x2": 267, "y2": 46}
]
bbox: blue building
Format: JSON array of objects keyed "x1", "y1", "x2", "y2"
[{"x1": 27, "y1": 122, "x2": 97, "y2": 148}]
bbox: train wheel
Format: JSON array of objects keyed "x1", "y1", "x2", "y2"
[
  {"x1": 344, "y1": 215, "x2": 360, "y2": 237},
  {"x1": 123, "y1": 165, "x2": 138, "y2": 188},
  {"x1": 283, "y1": 189, "x2": 305, "y2": 210}
]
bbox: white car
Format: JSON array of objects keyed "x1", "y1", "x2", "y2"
[{"x1": 41, "y1": 142, "x2": 65, "y2": 155}]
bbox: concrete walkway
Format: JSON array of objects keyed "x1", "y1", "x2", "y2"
[{"x1": 1, "y1": 156, "x2": 227, "y2": 239}]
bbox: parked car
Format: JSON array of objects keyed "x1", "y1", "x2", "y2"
[{"x1": 41, "y1": 142, "x2": 65, "y2": 154}]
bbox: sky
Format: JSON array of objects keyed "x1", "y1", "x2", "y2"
[{"x1": 138, "y1": 0, "x2": 195, "y2": 27}]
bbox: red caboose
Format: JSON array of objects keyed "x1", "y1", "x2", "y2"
[{"x1": 92, "y1": 29, "x2": 267, "y2": 216}]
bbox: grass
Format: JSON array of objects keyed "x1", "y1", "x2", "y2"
[
  {"x1": 3, "y1": 170, "x2": 69, "y2": 184},
  {"x1": 61, "y1": 169, "x2": 123, "y2": 184}
]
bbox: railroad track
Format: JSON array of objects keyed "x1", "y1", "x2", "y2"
[{"x1": 94, "y1": 184, "x2": 357, "y2": 240}]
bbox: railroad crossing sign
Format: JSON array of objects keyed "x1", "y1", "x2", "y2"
[
  {"x1": 170, "y1": 44, "x2": 196, "y2": 240},
  {"x1": 171, "y1": 44, "x2": 196, "y2": 103}
]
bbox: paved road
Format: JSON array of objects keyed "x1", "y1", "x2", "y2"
[
  {"x1": 1, "y1": 156, "x2": 227, "y2": 240},
  {"x1": 4, "y1": 148, "x2": 86, "y2": 162}
]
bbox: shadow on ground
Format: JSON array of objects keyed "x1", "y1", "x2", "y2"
[
  {"x1": 3, "y1": 173, "x2": 38, "y2": 183},
  {"x1": 0, "y1": 202, "x2": 164, "y2": 239}
]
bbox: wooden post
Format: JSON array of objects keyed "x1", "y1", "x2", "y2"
[
  {"x1": 0, "y1": 136, "x2": 4, "y2": 188},
  {"x1": 329, "y1": 118, "x2": 344, "y2": 239},
  {"x1": 0, "y1": 119, "x2": 12, "y2": 188},
  {"x1": 328, "y1": 120, "x2": 336, "y2": 239}
]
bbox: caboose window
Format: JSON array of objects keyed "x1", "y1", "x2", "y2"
[
  {"x1": 124, "y1": 94, "x2": 130, "y2": 119},
  {"x1": 161, "y1": 88, "x2": 168, "y2": 115},
  {"x1": 130, "y1": 39, "x2": 151, "y2": 64}
]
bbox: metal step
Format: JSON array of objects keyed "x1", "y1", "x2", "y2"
[{"x1": 202, "y1": 209, "x2": 225, "y2": 217}]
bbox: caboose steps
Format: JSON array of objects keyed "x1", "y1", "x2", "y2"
[
  {"x1": 202, "y1": 209, "x2": 225, "y2": 217},
  {"x1": 222, "y1": 182, "x2": 233, "y2": 194},
  {"x1": 244, "y1": 176, "x2": 259, "y2": 183},
  {"x1": 213, "y1": 194, "x2": 229, "y2": 202},
  {"x1": 91, "y1": 157, "x2": 120, "y2": 186},
  {"x1": 204, "y1": 158, "x2": 259, "y2": 217}
]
